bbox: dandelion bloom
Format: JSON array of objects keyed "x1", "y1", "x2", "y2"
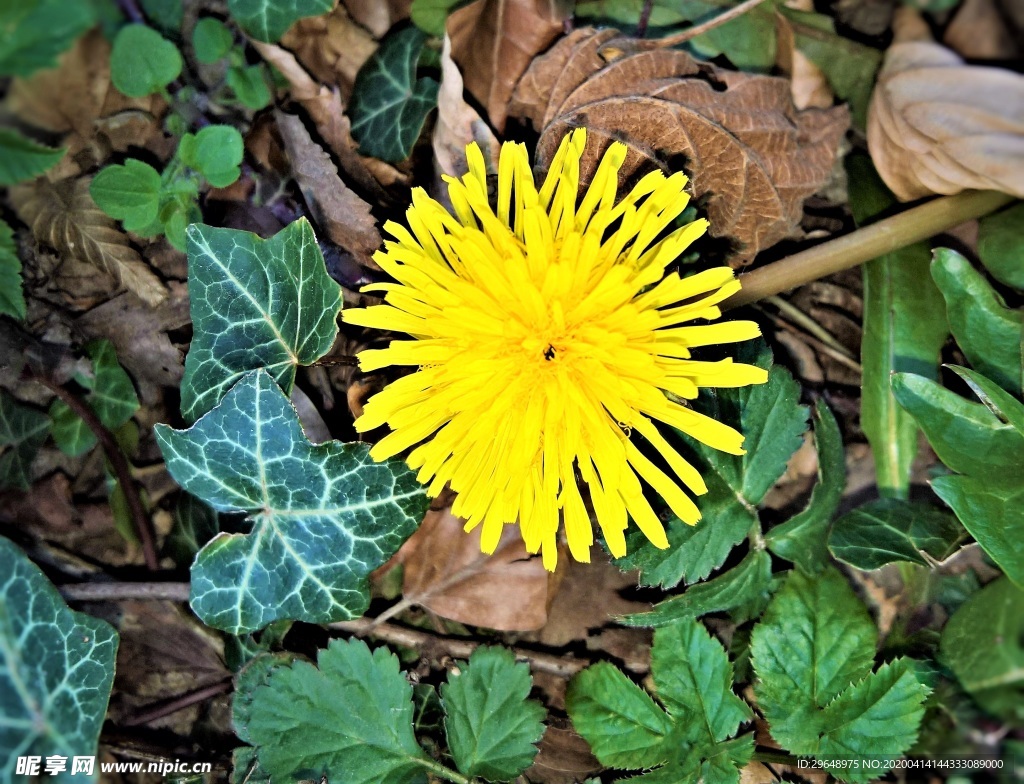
[{"x1": 344, "y1": 129, "x2": 768, "y2": 570}]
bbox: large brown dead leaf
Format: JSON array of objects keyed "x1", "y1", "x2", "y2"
[
  {"x1": 448, "y1": 0, "x2": 569, "y2": 132},
  {"x1": 11, "y1": 177, "x2": 167, "y2": 306},
  {"x1": 276, "y1": 111, "x2": 382, "y2": 267},
  {"x1": 280, "y1": 3, "x2": 378, "y2": 101},
  {"x1": 867, "y1": 30, "x2": 1024, "y2": 200},
  {"x1": 510, "y1": 28, "x2": 850, "y2": 264},
  {"x1": 394, "y1": 506, "x2": 561, "y2": 631}
]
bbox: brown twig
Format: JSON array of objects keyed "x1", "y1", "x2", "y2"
[
  {"x1": 655, "y1": 0, "x2": 774, "y2": 47},
  {"x1": 121, "y1": 679, "x2": 233, "y2": 727},
  {"x1": 636, "y1": 0, "x2": 655, "y2": 37},
  {"x1": 60, "y1": 582, "x2": 191, "y2": 602},
  {"x1": 32, "y1": 376, "x2": 160, "y2": 571}
]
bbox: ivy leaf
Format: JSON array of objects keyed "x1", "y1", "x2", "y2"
[
  {"x1": 751, "y1": 568, "x2": 928, "y2": 779},
  {"x1": 829, "y1": 499, "x2": 965, "y2": 571},
  {"x1": 765, "y1": 400, "x2": 845, "y2": 573},
  {"x1": 193, "y1": 17, "x2": 234, "y2": 64},
  {"x1": 110, "y1": 24, "x2": 183, "y2": 97},
  {"x1": 0, "y1": 391, "x2": 49, "y2": 490},
  {"x1": 0, "y1": 536, "x2": 118, "y2": 783},
  {"x1": 0, "y1": 0, "x2": 95, "y2": 77},
  {"x1": 240, "y1": 638, "x2": 430, "y2": 782},
  {"x1": 350, "y1": 27, "x2": 440, "y2": 162},
  {"x1": 0, "y1": 128, "x2": 65, "y2": 186},
  {"x1": 940, "y1": 577, "x2": 1024, "y2": 723},
  {"x1": 90, "y1": 158, "x2": 163, "y2": 234},
  {"x1": 932, "y1": 248, "x2": 1023, "y2": 396},
  {"x1": 0, "y1": 220, "x2": 26, "y2": 320},
  {"x1": 179, "y1": 125, "x2": 245, "y2": 188},
  {"x1": 440, "y1": 646, "x2": 545, "y2": 781},
  {"x1": 180, "y1": 219, "x2": 343, "y2": 421},
  {"x1": 569, "y1": 618, "x2": 753, "y2": 784},
  {"x1": 978, "y1": 202, "x2": 1024, "y2": 290},
  {"x1": 227, "y1": 0, "x2": 334, "y2": 42},
  {"x1": 156, "y1": 370, "x2": 427, "y2": 633}
]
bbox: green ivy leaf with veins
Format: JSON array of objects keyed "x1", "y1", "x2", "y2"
[
  {"x1": 227, "y1": 0, "x2": 334, "y2": 42},
  {"x1": 156, "y1": 370, "x2": 427, "y2": 634},
  {"x1": 180, "y1": 219, "x2": 342, "y2": 421},
  {"x1": 0, "y1": 536, "x2": 118, "y2": 783},
  {"x1": 0, "y1": 391, "x2": 49, "y2": 490}
]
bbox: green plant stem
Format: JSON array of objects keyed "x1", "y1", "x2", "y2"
[
  {"x1": 415, "y1": 756, "x2": 471, "y2": 784},
  {"x1": 724, "y1": 190, "x2": 1014, "y2": 309}
]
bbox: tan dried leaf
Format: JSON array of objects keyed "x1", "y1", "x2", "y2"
[
  {"x1": 510, "y1": 28, "x2": 850, "y2": 264},
  {"x1": 776, "y1": 1, "x2": 833, "y2": 110},
  {"x1": 342, "y1": 0, "x2": 411, "y2": 38},
  {"x1": 276, "y1": 111, "x2": 382, "y2": 267},
  {"x1": 867, "y1": 37, "x2": 1024, "y2": 201},
  {"x1": 944, "y1": 0, "x2": 1020, "y2": 61},
  {"x1": 448, "y1": 0, "x2": 569, "y2": 132},
  {"x1": 280, "y1": 3, "x2": 378, "y2": 101},
  {"x1": 11, "y1": 177, "x2": 167, "y2": 306}
]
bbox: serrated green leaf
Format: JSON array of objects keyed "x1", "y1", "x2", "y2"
[
  {"x1": 932, "y1": 248, "x2": 1023, "y2": 396},
  {"x1": 0, "y1": 128, "x2": 65, "y2": 186},
  {"x1": 621, "y1": 549, "x2": 773, "y2": 628},
  {"x1": 892, "y1": 372, "x2": 1024, "y2": 482},
  {"x1": 978, "y1": 202, "x2": 1024, "y2": 290},
  {"x1": 440, "y1": 646, "x2": 545, "y2": 781},
  {"x1": 848, "y1": 155, "x2": 948, "y2": 498},
  {"x1": 766, "y1": 399, "x2": 844, "y2": 573},
  {"x1": 90, "y1": 159, "x2": 163, "y2": 232},
  {"x1": 241, "y1": 638, "x2": 430, "y2": 782},
  {"x1": 180, "y1": 125, "x2": 244, "y2": 188},
  {"x1": 0, "y1": 220, "x2": 26, "y2": 320},
  {"x1": 227, "y1": 64, "x2": 272, "y2": 109},
  {"x1": 156, "y1": 370, "x2": 427, "y2": 633},
  {"x1": 227, "y1": 0, "x2": 333, "y2": 42},
  {"x1": 410, "y1": 0, "x2": 468, "y2": 36},
  {"x1": 350, "y1": 27, "x2": 439, "y2": 162},
  {"x1": 0, "y1": 536, "x2": 118, "y2": 783},
  {"x1": 181, "y1": 219, "x2": 342, "y2": 421},
  {"x1": 940, "y1": 577, "x2": 1024, "y2": 723},
  {"x1": 0, "y1": 0, "x2": 95, "y2": 77},
  {"x1": 233, "y1": 651, "x2": 302, "y2": 744},
  {"x1": 566, "y1": 662, "x2": 674, "y2": 769},
  {"x1": 110, "y1": 24, "x2": 182, "y2": 97},
  {"x1": 193, "y1": 17, "x2": 233, "y2": 63},
  {"x1": 931, "y1": 475, "x2": 1024, "y2": 588},
  {"x1": 0, "y1": 391, "x2": 49, "y2": 490},
  {"x1": 829, "y1": 499, "x2": 965, "y2": 571}
]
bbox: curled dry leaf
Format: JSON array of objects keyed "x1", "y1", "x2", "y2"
[
  {"x1": 11, "y1": 177, "x2": 167, "y2": 306},
  {"x1": 280, "y1": 3, "x2": 378, "y2": 101},
  {"x1": 448, "y1": 0, "x2": 569, "y2": 132},
  {"x1": 510, "y1": 28, "x2": 850, "y2": 264},
  {"x1": 276, "y1": 111, "x2": 382, "y2": 268},
  {"x1": 868, "y1": 36, "x2": 1024, "y2": 201},
  {"x1": 394, "y1": 505, "x2": 561, "y2": 631}
]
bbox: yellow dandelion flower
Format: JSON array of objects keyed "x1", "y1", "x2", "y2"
[{"x1": 344, "y1": 128, "x2": 768, "y2": 571}]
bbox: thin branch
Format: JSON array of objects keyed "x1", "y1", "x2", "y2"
[
  {"x1": 32, "y1": 376, "x2": 160, "y2": 571},
  {"x1": 121, "y1": 679, "x2": 233, "y2": 727},
  {"x1": 725, "y1": 190, "x2": 1014, "y2": 309},
  {"x1": 655, "y1": 0, "x2": 773, "y2": 47},
  {"x1": 762, "y1": 295, "x2": 856, "y2": 361},
  {"x1": 60, "y1": 582, "x2": 191, "y2": 602}
]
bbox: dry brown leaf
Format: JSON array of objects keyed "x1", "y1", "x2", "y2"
[
  {"x1": 448, "y1": 0, "x2": 569, "y2": 132},
  {"x1": 944, "y1": 0, "x2": 1021, "y2": 60},
  {"x1": 280, "y1": 3, "x2": 378, "y2": 101},
  {"x1": 509, "y1": 28, "x2": 850, "y2": 264},
  {"x1": 11, "y1": 177, "x2": 167, "y2": 306},
  {"x1": 432, "y1": 35, "x2": 500, "y2": 181},
  {"x1": 276, "y1": 111, "x2": 382, "y2": 267},
  {"x1": 776, "y1": 1, "x2": 834, "y2": 110},
  {"x1": 524, "y1": 718, "x2": 601, "y2": 784},
  {"x1": 395, "y1": 505, "x2": 561, "y2": 631},
  {"x1": 342, "y1": 0, "x2": 411, "y2": 37},
  {"x1": 867, "y1": 33, "x2": 1024, "y2": 200}
]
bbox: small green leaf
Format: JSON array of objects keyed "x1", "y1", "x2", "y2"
[
  {"x1": 0, "y1": 220, "x2": 26, "y2": 320},
  {"x1": 686, "y1": 0, "x2": 779, "y2": 71},
  {"x1": 940, "y1": 577, "x2": 1024, "y2": 723},
  {"x1": 139, "y1": 0, "x2": 183, "y2": 32},
  {"x1": 179, "y1": 124, "x2": 244, "y2": 187},
  {"x1": 441, "y1": 647, "x2": 545, "y2": 781},
  {"x1": 193, "y1": 17, "x2": 233, "y2": 63},
  {"x1": 766, "y1": 399, "x2": 845, "y2": 573},
  {"x1": 110, "y1": 24, "x2": 183, "y2": 97},
  {"x1": 0, "y1": 391, "x2": 49, "y2": 490},
  {"x1": 90, "y1": 159, "x2": 163, "y2": 232},
  {"x1": 0, "y1": 536, "x2": 118, "y2": 783},
  {"x1": 0, "y1": 0, "x2": 95, "y2": 77},
  {"x1": 181, "y1": 219, "x2": 342, "y2": 421},
  {"x1": 829, "y1": 499, "x2": 965, "y2": 571},
  {"x1": 240, "y1": 638, "x2": 430, "y2": 782},
  {"x1": 156, "y1": 370, "x2": 427, "y2": 633},
  {"x1": 0, "y1": 128, "x2": 65, "y2": 186},
  {"x1": 410, "y1": 0, "x2": 468, "y2": 36},
  {"x1": 227, "y1": 64, "x2": 273, "y2": 109},
  {"x1": 350, "y1": 27, "x2": 439, "y2": 162},
  {"x1": 932, "y1": 248, "x2": 1023, "y2": 396},
  {"x1": 978, "y1": 202, "x2": 1024, "y2": 290},
  {"x1": 227, "y1": 0, "x2": 334, "y2": 42},
  {"x1": 620, "y1": 549, "x2": 773, "y2": 628}
]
